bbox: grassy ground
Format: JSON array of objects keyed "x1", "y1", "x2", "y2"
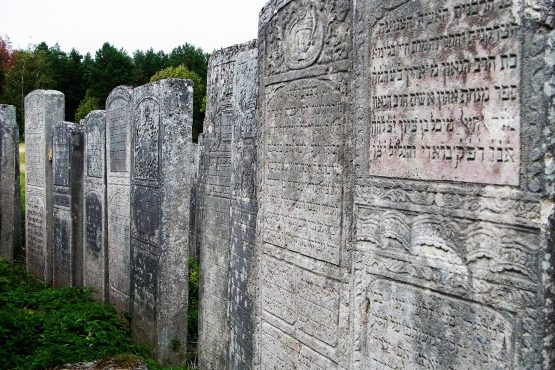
[{"x1": 0, "y1": 260, "x2": 143, "y2": 369}]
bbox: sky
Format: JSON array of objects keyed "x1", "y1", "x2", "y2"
[{"x1": 0, "y1": 0, "x2": 269, "y2": 55}]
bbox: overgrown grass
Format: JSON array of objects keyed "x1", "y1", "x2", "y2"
[{"x1": 0, "y1": 260, "x2": 146, "y2": 369}]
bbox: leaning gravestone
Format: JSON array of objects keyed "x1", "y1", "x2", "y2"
[
  {"x1": 352, "y1": 0, "x2": 555, "y2": 368},
  {"x1": 82, "y1": 111, "x2": 108, "y2": 302},
  {"x1": 198, "y1": 42, "x2": 257, "y2": 370},
  {"x1": 52, "y1": 121, "x2": 84, "y2": 288},
  {"x1": 106, "y1": 86, "x2": 133, "y2": 312},
  {"x1": 130, "y1": 79, "x2": 194, "y2": 365},
  {"x1": 256, "y1": 0, "x2": 353, "y2": 368},
  {"x1": 0, "y1": 105, "x2": 20, "y2": 263},
  {"x1": 25, "y1": 90, "x2": 65, "y2": 283},
  {"x1": 228, "y1": 42, "x2": 258, "y2": 370}
]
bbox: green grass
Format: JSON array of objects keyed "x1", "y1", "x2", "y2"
[{"x1": 0, "y1": 261, "x2": 197, "y2": 370}]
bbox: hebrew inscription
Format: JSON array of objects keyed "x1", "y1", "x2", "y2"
[
  {"x1": 361, "y1": 279, "x2": 514, "y2": 369},
  {"x1": 367, "y1": 0, "x2": 521, "y2": 185},
  {"x1": 265, "y1": 79, "x2": 344, "y2": 265}
]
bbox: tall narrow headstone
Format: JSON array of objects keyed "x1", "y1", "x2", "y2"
[
  {"x1": 198, "y1": 42, "x2": 257, "y2": 369},
  {"x1": 352, "y1": 1, "x2": 555, "y2": 368},
  {"x1": 228, "y1": 43, "x2": 258, "y2": 370},
  {"x1": 130, "y1": 79, "x2": 194, "y2": 365},
  {"x1": 52, "y1": 121, "x2": 84, "y2": 288},
  {"x1": 25, "y1": 90, "x2": 64, "y2": 283},
  {"x1": 106, "y1": 86, "x2": 133, "y2": 312},
  {"x1": 83, "y1": 111, "x2": 108, "y2": 302},
  {"x1": 257, "y1": 1, "x2": 353, "y2": 368},
  {"x1": 0, "y1": 105, "x2": 20, "y2": 263}
]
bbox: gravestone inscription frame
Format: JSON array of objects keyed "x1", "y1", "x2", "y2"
[{"x1": 352, "y1": 0, "x2": 555, "y2": 368}]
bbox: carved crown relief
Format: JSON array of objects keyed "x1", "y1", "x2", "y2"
[{"x1": 265, "y1": 0, "x2": 351, "y2": 76}]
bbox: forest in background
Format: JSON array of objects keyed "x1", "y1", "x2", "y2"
[{"x1": 0, "y1": 36, "x2": 210, "y2": 140}]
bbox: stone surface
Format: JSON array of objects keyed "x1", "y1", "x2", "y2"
[
  {"x1": 52, "y1": 121, "x2": 84, "y2": 288},
  {"x1": 25, "y1": 90, "x2": 65, "y2": 283},
  {"x1": 228, "y1": 43, "x2": 258, "y2": 370},
  {"x1": 0, "y1": 105, "x2": 20, "y2": 263},
  {"x1": 130, "y1": 79, "x2": 194, "y2": 365},
  {"x1": 106, "y1": 86, "x2": 133, "y2": 312},
  {"x1": 352, "y1": 0, "x2": 555, "y2": 369},
  {"x1": 198, "y1": 41, "x2": 257, "y2": 370},
  {"x1": 256, "y1": 0, "x2": 353, "y2": 367},
  {"x1": 82, "y1": 110, "x2": 108, "y2": 303}
]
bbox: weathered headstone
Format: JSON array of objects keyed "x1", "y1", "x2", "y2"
[
  {"x1": 130, "y1": 79, "x2": 194, "y2": 365},
  {"x1": 352, "y1": 1, "x2": 555, "y2": 368},
  {"x1": 0, "y1": 105, "x2": 20, "y2": 263},
  {"x1": 228, "y1": 43, "x2": 258, "y2": 370},
  {"x1": 198, "y1": 42, "x2": 257, "y2": 370},
  {"x1": 52, "y1": 121, "x2": 84, "y2": 288},
  {"x1": 106, "y1": 86, "x2": 133, "y2": 312},
  {"x1": 257, "y1": 0, "x2": 353, "y2": 368},
  {"x1": 25, "y1": 90, "x2": 64, "y2": 283},
  {"x1": 83, "y1": 110, "x2": 108, "y2": 302}
]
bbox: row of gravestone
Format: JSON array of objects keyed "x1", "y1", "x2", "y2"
[
  {"x1": 193, "y1": 0, "x2": 555, "y2": 369},
  {"x1": 1, "y1": 0, "x2": 554, "y2": 368},
  {"x1": 1, "y1": 80, "x2": 195, "y2": 365}
]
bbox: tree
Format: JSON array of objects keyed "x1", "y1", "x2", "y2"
[
  {"x1": 1, "y1": 48, "x2": 56, "y2": 134},
  {"x1": 86, "y1": 43, "x2": 134, "y2": 107},
  {"x1": 0, "y1": 35, "x2": 15, "y2": 95},
  {"x1": 74, "y1": 90, "x2": 101, "y2": 122},
  {"x1": 150, "y1": 65, "x2": 206, "y2": 140},
  {"x1": 133, "y1": 48, "x2": 167, "y2": 86},
  {"x1": 167, "y1": 44, "x2": 209, "y2": 83},
  {"x1": 35, "y1": 43, "x2": 86, "y2": 122}
]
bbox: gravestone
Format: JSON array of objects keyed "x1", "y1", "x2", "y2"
[
  {"x1": 228, "y1": 43, "x2": 258, "y2": 370},
  {"x1": 82, "y1": 110, "x2": 108, "y2": 302},
  {"x1": 198, "y1": 42, "x2": 257, "y2": 370},
  {"x1": 25, "y1": 90, "x2": 65, "y2": 283},
  {"x1": 352, "y1": 1, "x2": 555, "y2": 368},
  {"x1": 257, "y1": 0, "x2": 353, "y2": 368},
  {"x1": 52, "y1": 121, "x2": 84, "y2": 288},
  {"x1": 106, "y1": 86, "x2": 133, "y2": 312},
  {"x1": 0, "y1": 105, "x2": 20, "y2": 263},
  {"x1": 130, "y1": 79, "x2": 194, "y2": 365}
]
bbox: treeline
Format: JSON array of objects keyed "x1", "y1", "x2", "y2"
[{"x1": 0, "y1": 37, "x2": 209, "y2": 140}]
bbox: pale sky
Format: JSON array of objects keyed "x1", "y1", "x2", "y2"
[{"x1": 0, "y1": 0, "x2": 269, "y2": 55}]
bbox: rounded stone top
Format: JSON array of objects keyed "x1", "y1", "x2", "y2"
[{"x1": 106, "y1": 85, "x2": 134, "y2": 107}]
